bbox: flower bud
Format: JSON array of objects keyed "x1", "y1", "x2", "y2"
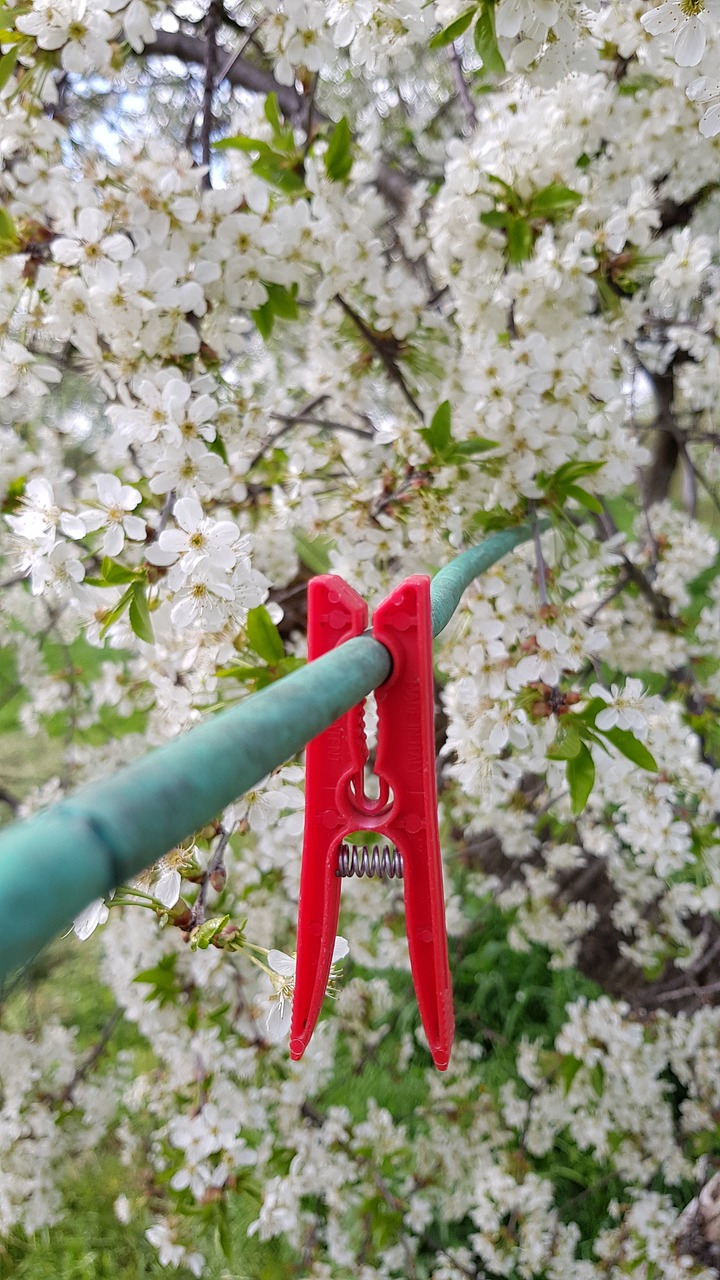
[{"x1": 210, "y1": 866, "x2": 227, "y2": 893}]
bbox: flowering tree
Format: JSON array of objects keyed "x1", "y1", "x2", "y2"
[{"x1": 3, "y1": 0, "x2": 720, "y2": 1274}]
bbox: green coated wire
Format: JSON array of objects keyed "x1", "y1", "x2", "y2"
[{"x1": 0, "y1": 524, "x2": 538, "y2": 979}]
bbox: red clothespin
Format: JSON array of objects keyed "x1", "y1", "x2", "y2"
[{"x1": 290, "y1": 574, "x2": 454, "y2": 1071}]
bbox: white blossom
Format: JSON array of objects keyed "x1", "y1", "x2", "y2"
[
  {"x1": 589, "y1": 678, "x2": 648, "y2": 734},
  {"x1": 640, "y1": 0, "x2": 720, "y2": 66}
]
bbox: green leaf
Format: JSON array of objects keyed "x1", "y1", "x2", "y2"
[
  {"x1": 0, "y1": 205, "x2": 16, "y2": 245},
  {"x1": 129, "y1": 581, "x2": 154, "y2": 644},
  {"x1": 294, "y1": 529, "x2": 332, "y2": 573},
  {"x1": 559, "y1": 1054, "x2": 584, "y2": 1096},
  {"x1": 505, "y1": 215, "x2": 534, "y2": 264},
  {"x1": 0, "y1": 45, "x2": 18, "y2": 93},
  {"x1": 99, "y1": 585, "x2": 135, "y2": 637},
  {"x1": 264, "y1": 91, "x2": 283, "y2": 135},
  {"x1": 100, "y1": 556, "x2": 141, "y2": 585},
  {"x1": 486, "y1": 173, "x2": 516, "y2": 198},
  {"x1": 555, "y1": 459, "x2": 605, "y2": 482},
  {"x1": 324, "y1": 117, "x2": 354, "y2": 182},
  {"x1": 452, "y1": 435, "x2": 498, "y2": 457},
  {"x1": 547, "y1": 723, "x2": 583, "y2": 761},
  {"x1": 277, "y1": 655, "x2": 306, "y2": 675},
  {"x1": 579, "y1": 696, "x2": 611, "y2": 726},
  {"x1": 191, "y1": 914, "x2": 230, "y2": 951},
  {"x1": 251, "y1": 299, "x2": 274, "y2": 340},
  {"x1": 419, "y1": 400, "x2": 452, "y2": 456},
  {"x1": 601, "y1": 727, "x2": 657, "y2": 772},
  {"x1": 567, "y1": 743, "x2": 595, "y2": 815},
  {"x1": 215, "y1": 663, "x2": 263, "y2": 681},
  {"x1": 133, "y1": 956, "x2": 178, "y2": 1004},
  {"x1": 217, "y1": 1203, "x2": 233, "y2": 1261},
  {"x1": 206, "y1": 432, "x2": 228, "y2": 464},
  {"x1": 528, "y1": 183, "x2": 582, "y2": 221},
  {"x1": 474, "y1": 3, "x2": 505, "y2": 75},
  {"x1": 480, "y1": 209, "x2": 510, "y2": 229},
  {"x1": 251, "y1": 153, "x2": 305, "y2": 194},
  {"x1": 564, "y1": 484, "x2": 603, "y2": 514},
  {"x1": 594, "y1": 273, "x2": 621, "y2": 314},
  {"x1": 429, "y1": 7, "x2": 476, "y2": 47},
  {"x1": 212, "y1": 134, "x2": 272, "y2": 153},
  {"x1": 263, "y1": 93, "x2": 295, "y2": 149},
  {"x1": 265, "y1": 281, "x2": 299, "y2": 320},
  {"x1": 246, "y1": 605, "x2": 284, "y2": 664}
]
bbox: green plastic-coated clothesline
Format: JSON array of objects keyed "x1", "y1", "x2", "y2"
[{"x1": 0, "y1": 524, "x2": 537, "y2": 980}]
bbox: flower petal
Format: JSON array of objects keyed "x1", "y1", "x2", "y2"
[
  {"x1": 267, "y1": 949, "x2": 296, "y2": 977},
  {"x1": 332, "y1": 936, "x2": 350, "y2": 963},
  {"x1": 674, "y1": 16, "x2": 705, "y2": 65}
]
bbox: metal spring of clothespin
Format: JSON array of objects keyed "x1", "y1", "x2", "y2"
[
  {"x1": 336, "y1": 843, "x2": 404, "y2": 879},
  {"x1": 291, "y1": 573, "x2": 455, "y2": 1071}
]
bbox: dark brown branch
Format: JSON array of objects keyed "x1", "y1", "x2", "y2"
[
  {"x1": 599, "y1": 504, "x2": 675, "y2": 624},
  {"x1": 148, "y1": 28, "x2": 306, "y2": 118},
  {"x1": 200, "y1": 1, "x2": 221, "y2": 186},
  {"x1": 143, "y1": 29, "x2": 412, "y2": 211},
  {"x1": 643, "y1": 368, "x2": 679, "y2": 505}
]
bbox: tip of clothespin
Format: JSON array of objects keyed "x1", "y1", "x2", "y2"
[{"x1": 289, "y1": 1036, "x2": 306, "y2": 1061}]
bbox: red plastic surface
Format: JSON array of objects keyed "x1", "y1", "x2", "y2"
[{"x1": 290, "y1": 574, "x2": 454, "y2": 1070}]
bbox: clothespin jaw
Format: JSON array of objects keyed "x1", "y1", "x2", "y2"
[
  {"x1": 290, "y1": 574, "x2": 454, "y2": 1070},
  {"x1": 290, "y1": 576, "x2": 368, "y2": 1062}
]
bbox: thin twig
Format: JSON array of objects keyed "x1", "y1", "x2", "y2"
[
  {"x1": 270, "y1": 413, "x2": 373, "y2": 439},
  {"x1": 584, "y1": 577, "x2": 628, "y2": 623},
  {"x1": 246, "y1": 394, "x2": 328, "y2": 471},
  {"x1": 638, "y1": 978, "x2": 720, "y2": 1005},
  {"x1": 680, "y1": 444, "x2": 698, "y2": 517},
  {"x1": 200, "y1": 0, "x2": 221, "y2": 186},
  {"x1": 302, "y1": 72, "x2": 318, "y2": 159},
  {"x1": 155, "y1": 488, "x2": 176, "y2": 538},
  {"x1": 449, "y1": 45, "x2": 477, "y2": 132},
  {"x1": 335, "y1": 294, "x2": 425, "y2": 421},
  {"x1": 530, "y1": 502, "x2": 549, "y2": 607},
  {"x1": 191, "y1": 824, "x2": 233, "y2": 927},
  {"x1": 216, "y1": 20, "x2": 262, "y2": 84},
  {"x1": 60, "y1": 1008, "x2": 123, "y2": 1103},
  {"x1": 680, "y1": 442, "x2": 720, "y2": 519}
]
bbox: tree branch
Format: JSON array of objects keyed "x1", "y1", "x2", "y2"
[
  {"x1": 147, "y1": 28, "x2": 306, "y2": 118},
  {"x1": 142, "y1": 29, "x2": 412, "y2": 210},
  {"x1": 59, "y1": 1008, "x2": 123, "y2": 1103},
  {"x1": 335, "y1": 294, "x2": 424, "y2": 421},
  {"x1": 191, "y1": 824, "x2": 232, "y2": 928},
  {"x1": 449, "y1": 45, "x2": 477, "y2": 133},
  {"x1": 643, "y1": 367, "x2": 679, "y2": 505},
  {"x1": 200, "y1": 1, "x2": 222, "y2": 185}
]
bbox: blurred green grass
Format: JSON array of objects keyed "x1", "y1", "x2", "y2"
[{"x1": 0, "y1": 939, "x2": 298, "y2": 1280}]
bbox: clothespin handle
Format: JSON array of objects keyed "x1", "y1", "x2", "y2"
[
  {"x1": 290, "y1": 578, "x2": 367, "y2": 1060},
  {"x1": 372, "y1": 578, "x2": 454, "y2": 1069}
]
